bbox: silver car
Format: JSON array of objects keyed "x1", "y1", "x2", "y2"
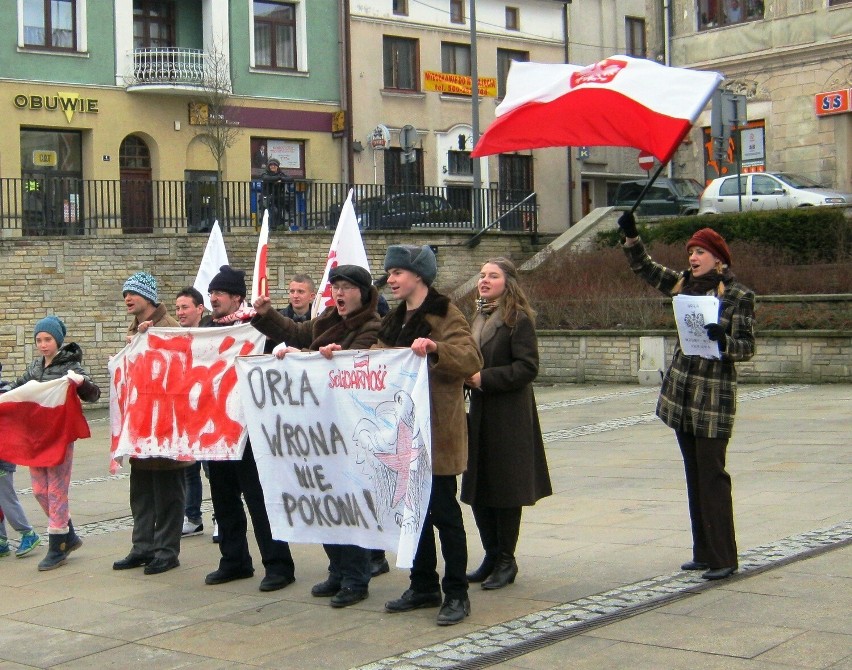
[{"x1": 698, "y1": 172, "x2": 849, "y2": 214}]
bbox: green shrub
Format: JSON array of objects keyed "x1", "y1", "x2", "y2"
[{"x1": 599, "y1": 208, "x2": 851, "y2": 262}]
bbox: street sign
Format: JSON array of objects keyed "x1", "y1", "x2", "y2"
[
  {"x1": 369, "y1": 124, "x2": 390, "y2": 150},
  {"x1": 637, "y1": 151, "x2": 655, "y2": 171},
  {"x1": 577, "y1": 146, "x2": 590, "y2": 161},
  {"x1": 400, "y1": 124, "x2": 417, "y2": 151}
]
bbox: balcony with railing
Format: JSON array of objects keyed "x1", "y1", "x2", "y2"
[
  {"x1": 128, "y1": 47, "x2": 207, "y2": 90},
  {"x1": 0, "y1": 178, "x2": 538, "y2": 238}
]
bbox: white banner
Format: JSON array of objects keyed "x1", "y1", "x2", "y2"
[
  {"x1": 109, "y1": 323, "x2": 265, "y2": 465},
  {"x1": 236, "y1": 349, "x2": 432, "y2": 568}
]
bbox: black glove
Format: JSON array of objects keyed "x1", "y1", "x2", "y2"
[
  {"x1": 705, "y1": 323, "x2": 726, "y2": 342},
  {"x1": 617, "y1": 211, "x2": 639, "y2": 238}
]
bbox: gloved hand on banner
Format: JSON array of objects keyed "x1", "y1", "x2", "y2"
[{"x1": 617, "y1": 211, "x2": 639, "y2": 239}]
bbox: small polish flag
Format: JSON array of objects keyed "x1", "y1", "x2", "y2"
[
  {"x1": 472, "y1": 56, "x2": 722, "y2": 163},
  {"x1": 0, "y1": 375, "x2": 91, "y2": 467}
]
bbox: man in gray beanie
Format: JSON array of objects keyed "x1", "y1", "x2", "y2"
[{"x1": 113, "y1": 272, "x2": 187, "y2": 576}]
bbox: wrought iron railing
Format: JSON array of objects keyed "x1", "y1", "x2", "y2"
[
  {"x1": 0, "y1": 177, "x2": 538, "y2": 237},
  {"x1": 131, "y1": 47, "x2": 206, "y2": 86}
]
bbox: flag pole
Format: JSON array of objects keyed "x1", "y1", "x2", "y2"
[{"x1": 628, "y1": 161, "x2": 668, "y2": 215}]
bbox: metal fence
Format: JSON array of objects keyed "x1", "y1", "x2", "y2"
[{"x1": 0, "y1": 177, "x2": 538, "y2": 237}]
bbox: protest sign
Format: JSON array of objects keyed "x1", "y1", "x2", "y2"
[
  {"x1": 109, "y1": 323, "x2": 265, "y2": 467},
  {"x1": 673, "y1": 294, "x2": 721, "y2": 359},
  {"x1": 236, "y1": 348, "x2": 432, "y2": 568}
]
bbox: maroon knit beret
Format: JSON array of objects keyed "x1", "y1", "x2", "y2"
[{"x1": 686, "y1": 228, "x2": 732, "y2": 266}]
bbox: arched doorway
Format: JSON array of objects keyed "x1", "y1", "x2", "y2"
[{"x1": 120, "y1": 135, "x2": 153, "y2": 233}]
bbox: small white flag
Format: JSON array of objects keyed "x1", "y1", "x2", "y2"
[
  {"x1": 194, "y1": 222, "x2": 229, "y2": 311},
  {"x1": 311, "y1": 189, "x2": 371, "y2": 318}
]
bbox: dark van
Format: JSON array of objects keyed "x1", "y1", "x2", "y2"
[{"x1": 613, "y1": 178, "x2": 702, "y2": 217}]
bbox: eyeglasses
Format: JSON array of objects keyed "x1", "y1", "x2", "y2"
[
  {"x1": 208, "y1": 290, "x2": 232, "y2": 298},
  {"x1": 330, "y1": 283, "x2": 359, "y2": 293}
]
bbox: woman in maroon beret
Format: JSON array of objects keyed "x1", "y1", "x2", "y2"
[{"x1": 617, "y1": 215, "x2": 755, "y2": 581}]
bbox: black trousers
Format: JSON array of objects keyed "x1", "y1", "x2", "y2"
[
  {"x1": 471, "y1": 505, "x2": 522, "y2": 559},
  {"x1": 410, "y1": 475, "x2": 468, "y2": 599},
  {"x1": 129, "y1": 465, "x2": 186, "y2": 561},
  {"x1": 208, "y1": 442, "x2": 295, "y2": 579},
  {"x1": 676, "y1": 431, "x2": 738, "y2": 569}
]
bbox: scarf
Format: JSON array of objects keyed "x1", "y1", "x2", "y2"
[{"x1": 679, "y1": 270, "x2": 724, "y2": 296}]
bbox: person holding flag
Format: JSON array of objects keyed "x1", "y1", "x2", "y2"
[
  {"x1": 617, "y1": 214, "x2": 755, "y2": 580},
  {"x1": 6, "y1": 316, "x2": 100, "y2": 570}
]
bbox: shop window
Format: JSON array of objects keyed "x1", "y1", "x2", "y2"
[
  {"x1": 22, "y1": 0, "x2": 80, "y2": 51},
  {"x1": 253, "y1": 0, "x2": 298, "y2": 70},
  {"x1": 383, "y1": 36, "x2": 419, "y2": 91},
  {"x1": 133, "y1": 0, "x2": 175, "y2": 48},
  {"x1": 393, "y1": 0, "x2": 408, "y2": 15},
  {"x1": 450, "y1": 0, "x2": 464, "y2": 24},
  {"x1": 505, "y1": 7, "x2": 519, "y2": 31},
  {"x1": 625, "y1": 17, "x2": 646, "y2": 58},
  {"x1": 697, "y1": 0, "x2": 764, "y2": 30},
  {"x1": 441, "y1": 42, "x2": 471, "y2": 76},
  {"x1": 497, "y1": 48, "x2": 528, "y2": 99}
]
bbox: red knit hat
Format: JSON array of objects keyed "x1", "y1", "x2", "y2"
[{"x1": 686, "y1": 228, "x2": 732, "y2": 266}]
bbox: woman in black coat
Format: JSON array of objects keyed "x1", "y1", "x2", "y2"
[{"x1": 461, "y1": 257, "x2": 552, "y2": 590}]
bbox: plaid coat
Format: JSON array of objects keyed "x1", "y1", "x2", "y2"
[{"x1": 625, "y1": 240, "x2": 755, "y2": 438}]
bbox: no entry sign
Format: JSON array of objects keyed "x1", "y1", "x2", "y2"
[{"x1": 638, "y1": 151, "x2": 655, "y2": 171}]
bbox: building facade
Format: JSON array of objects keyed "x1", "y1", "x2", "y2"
[
  {"x1": 645, "y1": 0, "x2": 852, "y2": 192},
  {"x1": 1, "y1": 0, "x2": 343, "y2": 234}
]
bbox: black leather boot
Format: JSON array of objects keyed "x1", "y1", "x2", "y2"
[
  {"x1": 466, "y1": 555, "x2": 497, "y2": 583},
  {"x1": 38, "y1": 533, "x2": 69, "y2": 571},
  {"x1": 481, "y1": 554, "x2": 518, "y2": 590}
]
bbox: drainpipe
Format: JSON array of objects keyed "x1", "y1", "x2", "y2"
[
  {"x1": 343, "y1": 0, "x2": 354, "y2": 185},
  {"x1": 563, "y1": 2, "x2": 573, "y2": 226}
]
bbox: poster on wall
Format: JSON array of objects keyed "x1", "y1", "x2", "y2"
[
  {"x1": 702, "y1": 119, "x2": 766, "y2": 184},
  {"x1": 267, "y1": 139, "x2": 302, "y2": 170},
  {"x1": 250, "y1": 138, "x2": 305, "y2": 179}
]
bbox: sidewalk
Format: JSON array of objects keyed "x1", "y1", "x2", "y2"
[{"x1": 1, "y1": 383, "x2": 849, "y2": 669}]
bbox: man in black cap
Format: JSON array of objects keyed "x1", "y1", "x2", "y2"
[
  {"x1": 252, "y1": 264, "x2": 381, "y2": 607},
  {"x1": 203, "y1": 265, "x2": 297, "y2": 592}
]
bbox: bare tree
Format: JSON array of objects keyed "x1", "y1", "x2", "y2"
[{"x1": 189, "y1": 41, "x2": 242, "y2": 225}]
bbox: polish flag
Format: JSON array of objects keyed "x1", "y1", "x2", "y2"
[
  {"x1": 311, "y1": 189, "x2": 371, "y2": 318},
  {"x1": 250, "y1": 211, "x2": 270, "y2": 305},
  {"x1": 472, "y1": 56, "x2": 723, "y2": 163},
  {"x1": 194, "y1": 222, "x2": 230, "y2": 311},
  {"x1": 0, "y1": 376, "x2": 90, "y2": 467}
]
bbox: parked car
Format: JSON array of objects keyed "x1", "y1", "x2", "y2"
[
  {"x1": 613, "y1": 177, "x2": 703, "y2": 217},
  {"x1": 328, "y1": 193, "x2": 455, "y2": 230},
  {"x1": 698, "y1": 172, "x2": 849, "y2": 214}
]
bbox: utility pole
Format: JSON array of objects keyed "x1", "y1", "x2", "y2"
[{"x1": 469, "y1": 0, "x2": 482, "y2": 228}]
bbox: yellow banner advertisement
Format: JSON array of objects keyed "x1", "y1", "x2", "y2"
[{"x1": 423, "y1": 71, "x2": 497, "y2": 97}]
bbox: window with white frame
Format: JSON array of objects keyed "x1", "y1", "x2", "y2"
[
  {"x1": 625, "y1": 17, "x2": 646, "y2": 58},
  {"x1": 22, "y1": 0, "x2": 82, "y2": 50},
  {"x1": 393, "y1": 0, "x2": 408, "y2": 15},
  {"x1": 253, "y1": 0, "x2": 298, "y2": 70}
]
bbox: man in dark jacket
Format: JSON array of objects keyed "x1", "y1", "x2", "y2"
[
  {"x1": 252, "y1": 264, "x2": 381, "y2": 607},
  {"x1": 260, "y1": 158, "x2": 292, "y2": 229},
  {"x1": 202, "y1": 265, "x2": 297, "y2": 592}
]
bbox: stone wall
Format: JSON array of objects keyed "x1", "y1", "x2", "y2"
[
  {"x1": 537, "y1": 331, "x2": 851, "y2": 384},
  {"x1": 0, "y1": 230, "x2": 537, "y2": 390}
]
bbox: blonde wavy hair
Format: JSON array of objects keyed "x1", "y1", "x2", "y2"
[{"x1": 479, "y1": 257, "x2": 536, "y2": 327}]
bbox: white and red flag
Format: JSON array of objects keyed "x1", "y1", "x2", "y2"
[
  {"x1": 311, "y1": 189, "x2": 371, "y2": 318},
  {"x1": 0, "y1": 375, "x2": 91, "y2": 467},
  {"x1": 250, "y1": 210, "x2": 270, "y2": 305},
  {"x1": 194, "y1": 222, "x2": 230, "y2": 311},
  {"x1": 472, "y1": 56, "x2": 722, "y2": 163}
]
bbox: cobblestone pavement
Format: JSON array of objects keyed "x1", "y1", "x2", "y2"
[{"x1": 3, "y1": 383, "x2": 850, "y2": 669}]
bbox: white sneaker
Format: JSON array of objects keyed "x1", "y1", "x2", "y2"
[{"x1": 182, "y1": 517, "x2": 204, "y2": 537}]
